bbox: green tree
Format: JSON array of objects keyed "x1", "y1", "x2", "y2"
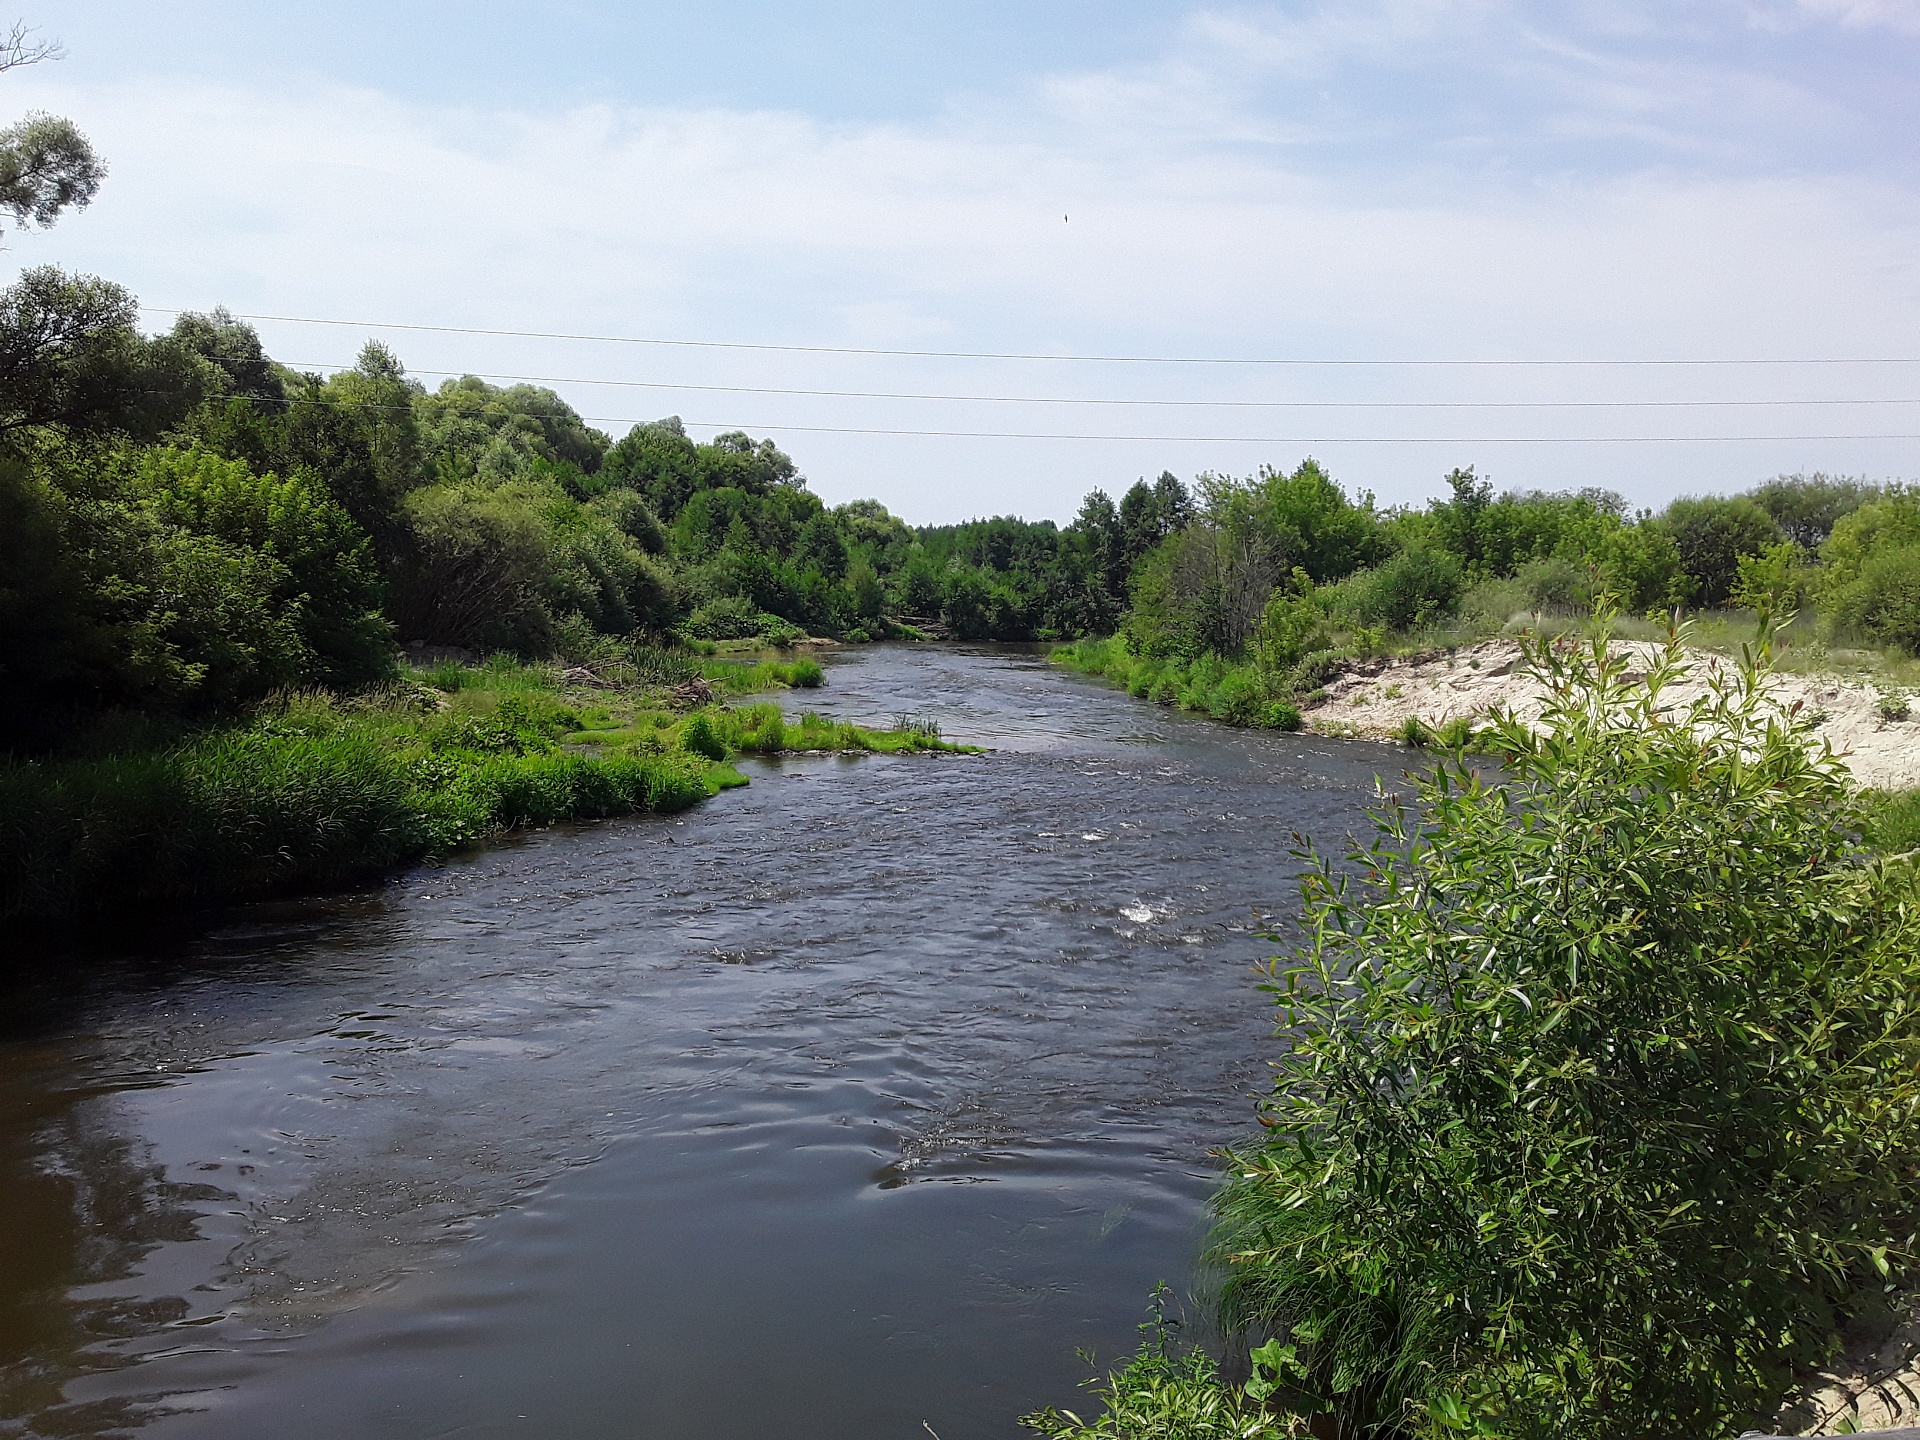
[
  {"x1": 1657, "y1": 495, "x2": 1782, "y2": 607},
  {"x1": 128, "y1": 445, "x2": 394, "y2": 688},
  {"x1": 0, "y1": 23, "x2": 105, "y2": 240},
  {"x1": 1746, "y1": 472, "x2": 1877, "y2": 550},
  {"x1": 0, "y1": 267, "x2": 211, "y2": 442}
]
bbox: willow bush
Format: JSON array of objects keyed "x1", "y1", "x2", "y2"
[{"x1": 1210, "y1": 613, "x2": 1920, "y2": 1439}]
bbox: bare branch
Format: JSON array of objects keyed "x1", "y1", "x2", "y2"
[{"x1": 0, "y1": 20, "x2": 64, "y2": 76}]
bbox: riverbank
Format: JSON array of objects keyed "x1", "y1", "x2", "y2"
[
  {"x1": 1298, "y1": 636, "x2": 1920, "y2": 790},
  {"x1": 1053, "y1": 634, "x2": 1920, "y2": 825},
  {"x1": 0, "y1": 655, "x2": 971, "y2": 926}
]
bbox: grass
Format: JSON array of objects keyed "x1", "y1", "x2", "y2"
[
  {"x1": 1052, "y1": 639, "x2": 1303, "y2": 732},
  {"x1": 0, "y1": 660, "x2": 966, "y2": 925}
]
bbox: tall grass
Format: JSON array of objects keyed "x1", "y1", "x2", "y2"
[
  {"x1": 1054, "y1": 638, "x2": 1304, "y2": 731},
  {"x1": 0, "y1": 691, "x2": 722, "y2": 924}
]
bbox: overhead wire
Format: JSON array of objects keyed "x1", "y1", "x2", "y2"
[
  {"x1": 278, "y1": 359, "x2": 1920, "y2": 412},
  {"x1": 138, "y1": 306, "x2": 1920, "y2": 368},
  {"x1": 136, "y1": 385, "x2": 1920, "y2": 444}
]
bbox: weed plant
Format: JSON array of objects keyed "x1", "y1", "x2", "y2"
[
  {"x1": 1022, "y1": 1287, "x2": 1295, "y2": 1440},
  {"x1": 1205, "y1": 614, "x2": 1920, "y2": 1439}
]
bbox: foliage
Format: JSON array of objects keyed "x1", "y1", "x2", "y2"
[
  {"x1": 1824, "y1": 545, "x2": 1920, "y2": 653},
  {"x1": 1748, "y1": 473, "x2": 1879, "y2": 550},
  {"x1": 1022, "y1": 1287, "x2": 1297, "y2": 1440},
  {"x1": 1209, "y1": 616, "x2": 1920, "y2": 1439},
  {"x1": 1345, "y1": 548, "x2": 1465, "y2": 631},
  {"x1": 1657, "y1": 495, "x2": 1782, "y2": 607},
  {"x1": 1864, "y1": 788, "x2": 1920, "y2": 853},
  {"x1": 0, "y1": 681, "x2": 725, "y2": 923},
  {"x1": 679, "y1": 711, "x2": 727, "y2": 761}
]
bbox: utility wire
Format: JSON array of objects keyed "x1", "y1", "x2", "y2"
[
  {"x1": 139, "y1": 306, "x2": 1920, "y2": 368},
  {"x1": 158, "y1": 387, "x2": 1920, "y2": 443},
  {"x1": 282, "y1": 359, "x2": 1920, "y2": 411}
]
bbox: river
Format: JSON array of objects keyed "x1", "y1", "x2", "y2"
[{"x1": 0, "y1": 645, "x2": 1403, "y2": 1440}]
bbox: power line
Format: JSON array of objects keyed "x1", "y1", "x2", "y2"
[
  {"x1": 139, "y1": 306, "x2": 1920, "y2": 368},
  {"x1": 282, "y1": 359, "x2": 1920, "y2": 411},
  {"x1": 165, "y1": 388, "x2": 1920, "y2": 443}
]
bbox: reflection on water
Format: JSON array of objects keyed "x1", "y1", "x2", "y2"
[{"x1": 0, "y1": 645, "x2": 1405, "y2": 1440}]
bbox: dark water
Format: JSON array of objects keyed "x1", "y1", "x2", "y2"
[{"x1": 0, "y1": 645, "x2": 1402, "y2": 1440}]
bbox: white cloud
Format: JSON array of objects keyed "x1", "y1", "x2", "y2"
[
  {"x1": 1795, "y1": 0, "x2": 1920, "y2": 33},
  {"x1": 2, "y1": 14, "x2": 1917, "y2": 521}
]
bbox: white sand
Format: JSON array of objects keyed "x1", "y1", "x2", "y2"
[{"x1": 1302, "y1": 639, "x2": 1920, "y2": 792}]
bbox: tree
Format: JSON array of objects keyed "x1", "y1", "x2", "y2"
[
  {"x1": 0, "y1": 266, "x2": 210, "y2": 442},
  {"x1": 0, "y1": 22, "x2": 104, "y2": 240},
  {"x1": 1658, "y1": 495, "x2": 1782, "y2": 608},
  {"x1": 1747, "y1": 472, "x2": 1877, "y2": 550}
]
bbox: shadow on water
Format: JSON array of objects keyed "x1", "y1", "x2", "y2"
[{"x1": 0, "y1": 644, "x2": 1409, "y2": 1440}]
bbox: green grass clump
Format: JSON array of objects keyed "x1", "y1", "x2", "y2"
[
  {"x1": 1022, "y1": 1287, "x2": 1293, "y2": 1440},
  {"x1": 1053, "y1": 639, "x2": 1307, "y2": 732},
  {"x1": 1208, "y1": 617, "x2": 1920, "y2": 1439},
  {"x1": 1261, "y1": 701, "x2": 1302, "y2": 732},
  {"x1": 679, "y1": 711, "x2": 728, "y2": 761}
]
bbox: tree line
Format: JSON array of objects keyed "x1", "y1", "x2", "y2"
[{"x1": 6, "y1": 257, "x2": 1917, "y2": 752}]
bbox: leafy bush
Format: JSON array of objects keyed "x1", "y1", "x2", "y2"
[
  {"x1": 1206, "y1": 671, "x2": 1265, "y2": 725},
  {"x1": 1210, "y1": 618, "x2": 1920, "y2": 1439},
  {"x1": 1351, "y1": 549, "x2": 1464, "y2": 631},
  {"x1": 1658, "y1": 495, "x2": 1782, "y2": 607},
  {"x1": 1864, "y1": 788, "x2": 1920, "y2": 853},
  {"x1": 1255, "y1": 581, "x2": 1331, "y2": 671},
  {"x1": 1514, "y1": 555, "x2": 1592, "y2": 614},
  {"x1": 1261, "y1": 701, "x2": 1302, "y2": 732},
  {"x1": 1823, "y1": 543, "x2": 1920, "y2": 653}
]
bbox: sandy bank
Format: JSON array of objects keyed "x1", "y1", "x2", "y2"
[{"x1": 1302, "y1": 639, "x2": 1920, "y2": 791}]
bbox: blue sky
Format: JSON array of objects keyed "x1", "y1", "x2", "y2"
[{"x1": 5, "y1": 1, "x2": 1919, "y2": 521}]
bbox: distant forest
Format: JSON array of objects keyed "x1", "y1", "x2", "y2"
[{"x1": 4, "y1": 263, "x2": 1918, "y2": 750}]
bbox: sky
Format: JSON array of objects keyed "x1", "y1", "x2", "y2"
[{"x1": 4, "y1": 0, "x2": 1919, "y2": 523}]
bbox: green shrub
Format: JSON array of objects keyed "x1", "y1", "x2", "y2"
[
  {"x1": 1658, "y1": 495, "x2": 1783, "y2": 607},
  {"x1": 1824, "y1": 543, "x2": 1920, "y2": 653},
  {"x1": 1205, "y1": 671, "x2": 1264, "y2": 725},
  {"x1": 1515, "y1": 555, "x2": 1592, "y2": 613},
  {"x1": 1261, "y1": 701, "x2": 1302, "y2": 731},
  {"x1": 1865, "y1": 788, "x2": 1920, "y2": 853},
  {"x1": 1210, "y1": 619, "x2": 1920, "y2": 1439},
  {"x1": 1356, "y1": 549, "x2": 1464, "y2": 630},
  {"x1": 784, "y1": 657, "x2": 825, "y2": 687},
  {"x1": 1396, "y1": 714, "x2": 1432, "y2": 747}
]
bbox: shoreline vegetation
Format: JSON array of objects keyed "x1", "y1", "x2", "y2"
[
  {"x1": 1025, "y1": 617, "x2": 1920, "y2": 1440},
  {"x1": 0, "y1": 647, "x2": 973, "y2": 927},
  {"x1": 1051, "y1": 630, "x2": 1920, "y2": 854}
]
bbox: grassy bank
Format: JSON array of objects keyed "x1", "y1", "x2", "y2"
[{"x1": 0, "y1": 654, "x2": 962, "y2": 925}]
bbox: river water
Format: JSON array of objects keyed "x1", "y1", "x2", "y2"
[{"x1": 0, "y1": 645, "x2": 1403, "y2": 1440}]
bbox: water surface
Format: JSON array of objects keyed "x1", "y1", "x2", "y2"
[{"x1": 0, "y1": 645, "x2": 1402, "y2": 1439}]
